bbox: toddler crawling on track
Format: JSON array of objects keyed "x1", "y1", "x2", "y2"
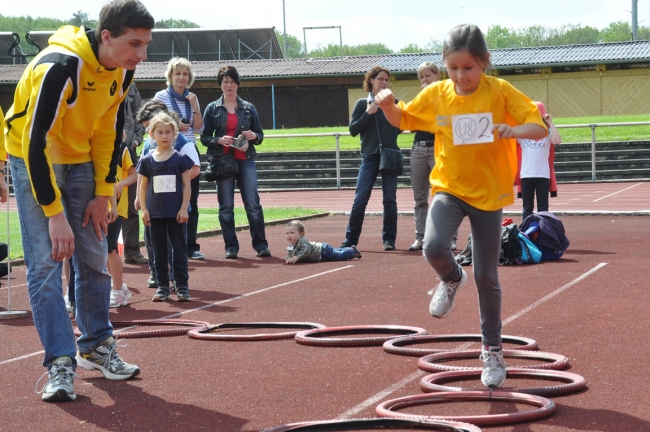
[{"x1": 285, "y1": 220, "x2": 362, "y2": 264}]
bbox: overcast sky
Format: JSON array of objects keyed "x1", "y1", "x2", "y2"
[{"x1": 3, "y1": 0, "x2": 646, "y2": 51}]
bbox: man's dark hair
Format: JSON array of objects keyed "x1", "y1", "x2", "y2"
[
  {"x1": 217, "y1": 66, "x2": 241, "y2": 86},
  {"x1": 96, "y1": 0, "x2": 155, "y2": 40}
]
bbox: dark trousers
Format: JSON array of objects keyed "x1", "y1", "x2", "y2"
[
  {"x1": 187, "y1": 174, "x2": 200, "y2": 254},
  {"x1": 150, "y1": 218, "x2": 189, "y2": 288},
  {"x1": 121, "y1": 181, "x2": 141, "y2": 257},
  {"x1": 521, "y1": 177, "x2": 550, "y2": 221}
]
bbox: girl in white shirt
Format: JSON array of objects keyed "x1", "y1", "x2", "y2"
[{"x1": 517, "y1": 101, "x2": 562, "y2": 220}]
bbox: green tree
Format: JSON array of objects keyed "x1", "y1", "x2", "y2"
[
  {"x1": 307, "y1": 42, "x2": 392, "y2": 58},
  {"x1": 486, "y1": 24, "x2": 519, "y2": 49},
  {"x1": 275, "y1": 29, "x2": 303, "y2": 58},
  {"x1": 398, "y1": 43, "x2": 424, "y2": 54},
  {"x1": 155, "y1": 18, "x2": 200, "y2": 29},
  {"x1": 69, "y1": 10, "x2": 96, "y2": 28}
]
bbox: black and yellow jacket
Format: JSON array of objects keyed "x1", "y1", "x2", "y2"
[{"x1": 4, "y1": 25, "x2": 134, "y2": 216}]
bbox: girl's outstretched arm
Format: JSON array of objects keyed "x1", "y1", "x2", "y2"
[
  {"x1": 374, "y1": 89, "x2": 403, "y2": 128},
  {"x1": 493, "y1": 123, "x2": 547, "y2": 140}
]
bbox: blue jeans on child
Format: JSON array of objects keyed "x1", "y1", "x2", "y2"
[
  {"x1": 345, "y1": 153, "x2": 398, "y2": 245},
  {"x1": 320, "y1": 243, "x2": 356, "y2": 261},
  {"x1": 144, "y1": 224, "x2": 175, "y2": 281},
  {"x1": 11, "y1": 158, "x2": 113, "y2": 368},
  {"x1": 149, "y1": 218, "x2": 188, "y2": 288}
]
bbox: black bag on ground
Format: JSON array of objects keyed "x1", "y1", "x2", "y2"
[
  {"x1": 374, "y1": 115, "x2": 403, "y2": 175},
  {"x1": 500, "y1": 223, "x2": 523, "y2": 265},
  {"x1": 205, "y1": 151, "x2": 239, "y2": 182}
]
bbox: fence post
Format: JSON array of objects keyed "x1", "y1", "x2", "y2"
[
  {"x1": 590, "y1": 124, "x2": 597, "y2": 181},
  {"x1": 335, "y1": 133, "x2": 341, "y2": 188}
]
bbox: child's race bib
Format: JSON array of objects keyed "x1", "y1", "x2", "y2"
[
  {"x1": 452, "y1": 112, "x2": 494, "y2": 145},
  {"x1": 153, "y1": 175, "x2": 176, "y2": 193}
]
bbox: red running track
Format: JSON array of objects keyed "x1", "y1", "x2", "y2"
[{"x1": 1, "y1": 196, "x2": 650, "y2": 430}]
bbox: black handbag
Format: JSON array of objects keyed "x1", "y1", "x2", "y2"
[
  {"x1": 205, "y1": 151, "x2": 239, "y2": 182},
  {"x1": 374, "y1": 115, "x2": 403, "y2": 175}
]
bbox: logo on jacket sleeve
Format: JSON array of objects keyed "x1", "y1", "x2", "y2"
[
  {"x1": 110, "y1": 80, "x2": 117, "y2": 96},
  {"x1": 83, "y1": 81, "x2": 96, "y2": 92}
]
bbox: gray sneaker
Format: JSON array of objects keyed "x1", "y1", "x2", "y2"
[
  {"x1": 76, "y1": 337, "x2": 140, "y2": 380},
  {"x1": 429, "y1": 268, "x2": 468, "y2": 318},
  {"x1": 37, "y1": 356, "x2": 78, "y2": 402},
  {"x1": 480, "y1": 346, "x2": 507, "y2": 388}
]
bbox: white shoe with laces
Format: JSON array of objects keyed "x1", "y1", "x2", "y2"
[
  {"x1": 121, "y1": 283, "x2": 132, "y2": 300},
  {"x1": 36, "y1": 356, "x2": 80, "y2": 402},
  {"x1": 428, "y1": 268, "x2": 467, "y2": 318},
  {"x1": 480, "y1": 346, "x2": 507, "y2": 388},
  {"x1": 110, "y1": 288, "x2": 128, "y2": 308}
]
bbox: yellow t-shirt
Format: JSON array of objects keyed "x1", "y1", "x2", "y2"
[
  {"x1": 109, "y1": 146, "x2": 134, "y2": 219},
  {"x1": 399, "y1": 74, "x2": 547, "y2": 211}
]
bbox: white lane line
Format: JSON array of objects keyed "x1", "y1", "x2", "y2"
[
  {"x1": 0, "y1": 266, "x2": 354, "y2": 366},
  {"x1": 503, "y1": 263, "x2": 608, "y2": 326},
  {"x1": 0, "y1": 351, "x2": 44, "y2": 366},
  {"x1": 336, "y1": 262, "x2": 608, "y2": 419},
  {"x1": 592, "y1": 183, "x2": 642, "y2": 202},
  {"x1": 0, "y1": 282, "x2": 28, "y2": 291}
]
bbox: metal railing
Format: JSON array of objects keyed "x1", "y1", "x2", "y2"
[
  {"x1": 555, "y1": 121, "x2": 650, "y2": 181},
  {"x1": 265, "y1": 122, "x2": 650, "y2": 186}
]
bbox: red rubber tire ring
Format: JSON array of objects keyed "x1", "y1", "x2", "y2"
[
  {"x1": 261, "y1": 417, "x2": 482, "y2": 432},
  {"x1": 420, "y1": 369, "x2": 587, "y2": 397},
  {"x1": 187, "y1": 322, "x2": 327, "y2": 341},
  {"x1": 417, "y1": 350, "x2": 569, "y2": 373},
  {"x1": 383, "y1": 334, "x2": 538, "y2": 357},
  {"x1": 73, "y1": 319, "x2": 210, "y2": 338},
  {"x1": 294, "y1": 325, "x2": 428, "y2": 347},
  {"x1": 376, "y1": 391, "x2": 555, "y2": 427}
]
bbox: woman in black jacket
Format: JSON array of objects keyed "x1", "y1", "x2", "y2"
[
  {"x1": 341, "y1": 66, "x2": 401, "y2": 251},
  {"x1": 200, "y1": 66, "x2": 270, "y2": 259}
]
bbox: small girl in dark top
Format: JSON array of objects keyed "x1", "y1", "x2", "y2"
[
  {"x1": 286, "y1": 220, "x2": 361, "y2": 264},
  {"x1": 137, "y1": 112, "x2": 195, "y2": 302}
]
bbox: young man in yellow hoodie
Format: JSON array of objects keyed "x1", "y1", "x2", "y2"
[{"x1": 3, "y1": 0, "x2": 154, "y2": 402}]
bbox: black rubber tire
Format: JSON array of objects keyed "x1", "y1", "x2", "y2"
[
  {"x1": 417, "y1": 350, "x2": 570, "y2": 373},
  {"x1": 420, "y1": 369, "x2": 587, "y2": 397},
  {"x1": 383, "y1": 334, "x2": 538, "y2": 357},
  {"x1": 376, "y1": 391, "x2": 556, "y2": 427},
  {"x1": 294, "y1": 325, "x2": 428, "y2": 347},
  {"x1": 261, "y1": 417, "x2": 483, "y2": 431},
  {"x1": 187, "y1": 322, "x2": 326, "y2": 341}
]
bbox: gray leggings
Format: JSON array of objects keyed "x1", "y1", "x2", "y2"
[{"x1": 423, "y1": 193, "x2": 503, "y2": 346}]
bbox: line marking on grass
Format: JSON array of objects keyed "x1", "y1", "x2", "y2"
[
  {"x1": 592, "y1": 183, "x2": 642, "y2": 202},
  {"x1": 336, "y1": 262, "x2": 608, "y2": 419},
  {"x1": 0, "y1": 266, "x2": 354, "y2": 366}
]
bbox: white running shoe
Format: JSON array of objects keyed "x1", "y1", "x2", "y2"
[
  {"x1": 428, "y1": 268, "x2": 468, "y2": 318},
  {"x1": 121, "y1": 283, "x2": 132, "y2": 300},
  {"x1": 480, "y1": 346, "x2": 507, "y2": 388},
  {"x1": 109, "y1": 289, "x2": 128, "y2": 308}
]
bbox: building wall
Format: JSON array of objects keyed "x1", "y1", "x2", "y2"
[{"x1": 347, "y1": 68, "x2": 650, "y2": 119}]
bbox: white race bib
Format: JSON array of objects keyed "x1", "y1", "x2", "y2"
[
  {"x1": 153, "y1": 175, "x2": 176, "y2": 193},
  {"x1": 452, "y1": 112, "x2": 494, "y2": 145}
]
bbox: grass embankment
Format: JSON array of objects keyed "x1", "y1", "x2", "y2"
[{"x1": 0, "y1": 207, "x2": 324, "y2": 260}]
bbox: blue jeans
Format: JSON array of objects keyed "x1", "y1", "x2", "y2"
[
  {"x1": 345, "y1": 153, "x2": 398, "y2": 245},
  {"x1": 216, "y1": 158, "x2": 268, "y2": 252},
  {"x1": 149, "y1": 218, "x2": 188, "y2": 288},
  {"x1": 144, "y1": 224, "x2": 175, "y2": 281},
  {"x1": 11, "y1": 158, "x2": 113, "y2": 368},
  {"x1": 320, "y1": 243, "x2": 356, "y2": 261}
]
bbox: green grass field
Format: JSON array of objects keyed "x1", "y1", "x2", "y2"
[
  {"x1": 143, "y1": 114, "x2": 650, "y2": 155},
  {"x1": 0, "y1": 207, "x2": 324, "y2": 260}
]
